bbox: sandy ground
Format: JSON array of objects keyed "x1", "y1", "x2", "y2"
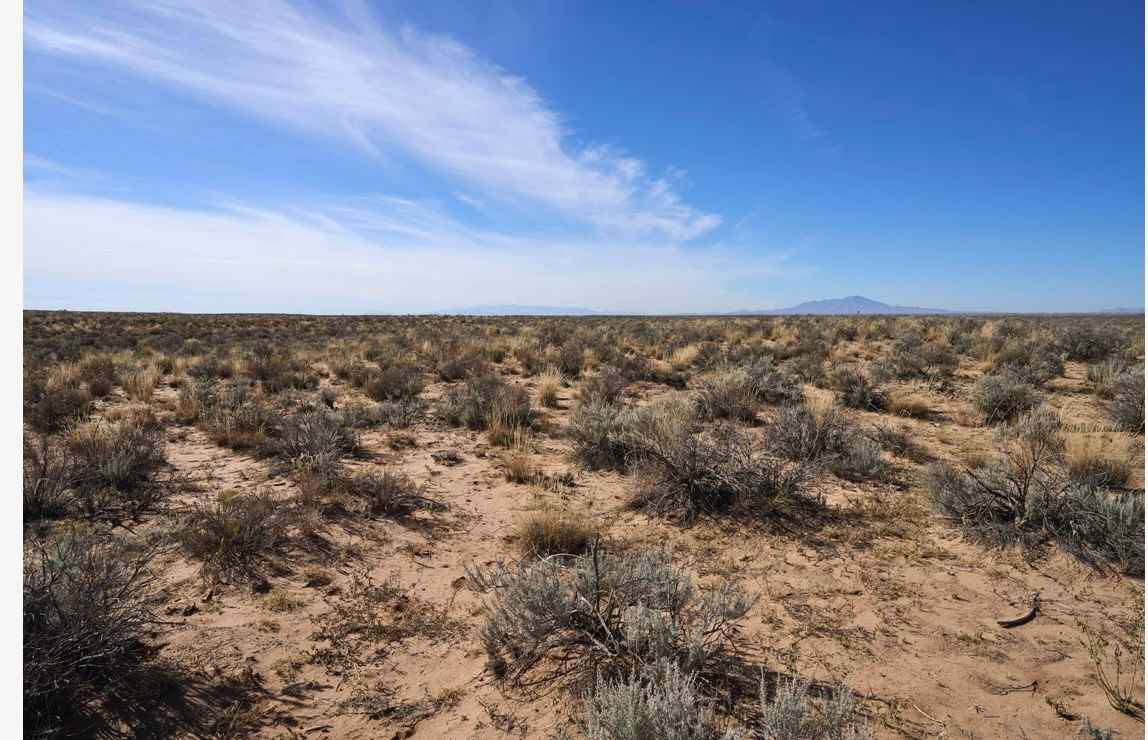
[{"x1": 42, "y1": 352, "x2": 1146, "y2": 738}]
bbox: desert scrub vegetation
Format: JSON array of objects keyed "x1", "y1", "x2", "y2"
[
  {"x1": 24, "y1": 529, "x2": 156, "y2": 735},
  {"x1": 1107, "y1": 365, "x2": 1144, "y2": 434},
  {"x1": 578, "y1": 365, "x2": 629, "y2": 406},
  {"x1": 515, "y1": 506, "x2": 596, "y2": 558},
  {"x1": 302, "y1": 467, "x2": 445, "y2": 519},
  {"x1": 629, "y1": 413, "x2": 814, "y2": 522},
  {"x1": 467, "y1": 545, "x2": 753, "y2": 691},
  {"x1": 766, "y1": 402, "x2": 892, "y2": 483},
  {"x1": 538, "y1": 366, "x2": 564, "y2": 408},
  {"x1": 436, "y1": 372, "x2": 534, "y2": 434},
  {"x1": 363, "y1": 361, "x2": 425, "y2": 402},
  {"x1": 567, "y1": 400, "x2": 638, "y2": 471},
  {"x1": 173, "y1": 490, "x2": 292, "y2": 583},
  {"x1": 694, "y1": 367, "x2": 761, "y2": 422},
  {"x1": 828, "y1": 366, "x2": 887, "y2": 411},
  {"x1": 581, "y1": 660, "x2": 729, "y2": 740},
  {"x1": 28, "y1": 416, "x2": 169, "y2": 520},
  {"x1": 926, "y1": 408, "x2": 1144, "y2": 574},
  {"x1": 759, "y1": 676, "x2": 872, "y2": 739},
  {"x1": 971, "y1": 372, "x2": 1041, "y2": 423},
  {"x1": 24, "y1": 366, "x2": 93, "y2": 434}
]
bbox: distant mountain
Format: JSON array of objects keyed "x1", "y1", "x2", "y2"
[
  {"x1": 1095, "y1": 307, "x2": 1144, "y2": 315},
  {"x1": 439, "y1": 304, "x2": 599, "y2": 316},
  {"x1": 733, "y1": 295, "x2": 952, "y2": 315}
]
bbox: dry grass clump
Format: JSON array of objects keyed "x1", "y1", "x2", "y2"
[
  {"x1": 121, "y1": 367, "x2": 160, "y2": 402},
  {"x1": 24, "y1": 529, "x2": 155, "y2": 735},
  {"x1": 870, "y1": 423, "x2": 931, "y2": 463},
  {"x1": 1064, "y1": 434, "x2": 1135, "y2": 489},
  {"x1": 467, "y1": 546, "x2": 753, "y2": 691},
  {"x1": 174, "y1": 490, "x2": 292, "y2": 583},
  {"x1": 1086, "y1": 357, "x2": 1132, "y2": 399},
  {"x1": 515, "y1": 506, "x2": 595, "y2": 558},
  {"x1": 971, "y1": 373, "x2": 1041, "y2": 424},
  {"x1": 926, "y1": 408, "x2": 1144, "y2": 574},
  {"x1": 538, "y1": 367, "x2": 564, "y2": 408},
  {"x1": 501, "y1": 433, "x2": 539, "y2": 483},
  {"x1": 299, "y1": 467, "x2": 445, "y2": 519},
  {"x1": 887, "y1": 391, "x2": 932, "y2": 420}
]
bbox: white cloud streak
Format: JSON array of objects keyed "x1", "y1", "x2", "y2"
[
  {"x1": 25, "y1": 0, "x2": 720, "y2": 240},
  {"x1": 24, "y1": 191, "x2": 784, "y2": 314}
]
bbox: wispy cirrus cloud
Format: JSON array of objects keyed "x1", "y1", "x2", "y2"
[
  {"x1": 25, "y1": 0, "x2": 720, "y2": 241},
  {"x1": 24, "y1": 189, "x2": 790, "y2": 314}
]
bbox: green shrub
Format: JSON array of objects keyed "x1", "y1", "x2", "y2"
[
  {"x1": 364, "y1": 363, "x2": 424, "y2": 402},
  {"x1": 759, "y1": 676, "x2": 871, "y2": 739},
  {"x1": 65, "y1": 418, "x2": 167, "y2": 517},
  {"x1": 567, "y1": 401, "x2": 635, "y2": 471},
  {"x1": 579, "y1": 365, "x2": 628, "y2": 406}
]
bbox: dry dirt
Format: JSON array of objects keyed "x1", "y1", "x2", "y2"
[{"x1": 86, "y1": 356, "x2": 1144, "y2": 739}]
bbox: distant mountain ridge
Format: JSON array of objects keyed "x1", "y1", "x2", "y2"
[{"x1": 734, "y1": 295, "x2": 952, "y2": 315}]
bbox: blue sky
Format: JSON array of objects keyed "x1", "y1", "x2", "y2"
[{"x1": 23, "y1": 0, "x2": 1145, "y2": 313}]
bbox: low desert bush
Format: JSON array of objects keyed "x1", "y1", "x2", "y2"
[
  {"x1": 339, "y1": 469, "x2": 444, "y2": 518},
  {"x1": 340, "y1": 398, "x2": 424, "y2": 429},
  {"x1": 24, "y1": 434, "x2": 74, "y2": 521},
  {"x1": 582, "y1": 661, "x2": 726, "y2": 740},
  {"x1": 579, "y1": 366, "x2": 628, "y2": 407},
  {"x1": 1086, "y1": 358, "x2": 1132, "y2": 398},
  {"x1": 695, "y1": 368, "x2": 760, "y2": 422},
  {"x1": 25, "y1": 371, "x2": 93, "y2": 434},
  {"x1": 436, "y1": 349, "x2": 491, "y2": 382},
  {"x1": 630, "y1": 415, "x2": 813, "y2": 522},
  {"x1": 174, "y1": 490, "x2": 291, "y2": 583},
  {"x1": 767, "y1": 403, "x2": 891, "y2": 482},
  {"x1": 567, "y1": 401, "x2": 637, "y2": 472},
  {"x1": 24, "y1": 530, "x2": 155, "y2": 735},
  {"x1": 467, "y1": 546, "x2": 753, "y2": 691},
  {"x1": 1108, "y1": 367, "x2": 1144, "y2": 434},
  {"x1": 269, "y1": 407, "x2": 361, "y2": 470},
  {"x1": 926, "y1": 409, "x2": 1144, "y2": 574},
  {"x1": 1057, "y1": 324, "x2": 1123, "y2": 361},
  {"x1": 990, "y1": 339, "x2": 1064, "y2": 386},
  {"x1": 971, "y1": 373, "x2": 1041, "y2": 424},
  {"x1": 828, "y1": 367, "x2": 887, "y2": 412},
  {"x1": 516, "y1": 507, "x2": 595, "y2": 558},
  {"x1": 244, "y1": 348, "x2": 318, "y2": 393},
  {"x1": 436, "y1": 373, "x2": 534, "y2": 433},
  {"x1": 741, "y1": 357, "x2": 803, "y2": 406},
  {"x1": 759, "y1": 677, "x2": 871, "y2": 739},
  {"x1": 364, "y1": 362, "x2": 424, "y2": 402},
  {"x1": 78, "y1": 354, "x2": 119, "y2": 397},
  {"x1": 64, "y1": 417, "x2": 167, "y2": 517}
]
